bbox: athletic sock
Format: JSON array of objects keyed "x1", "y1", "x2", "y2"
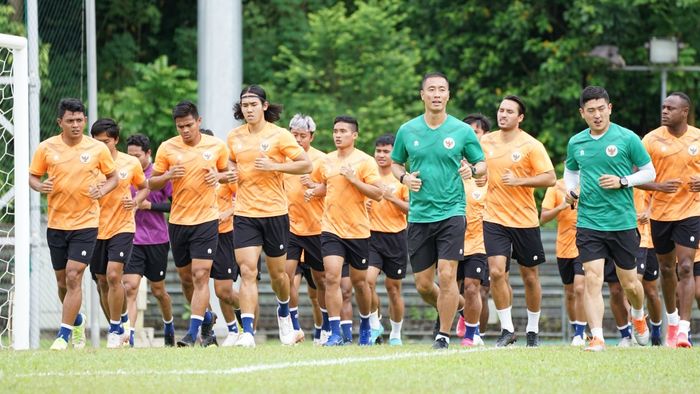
[
  {"x1": 360, "y1": 313, "x2": 370, "y2": 331},
  {"x1": 277, "y1": 297, "x2": 290, "y2": 318},
  {"x1": 129, "y1": 328, "x2": 135, "y2": 346},
  {"x1": 617, "y1": 323, "x2": 631, "y2": 338},
  {"x1": 630, "y1": 307, "x2": 644, "y2": 320},
  {"x1": 458, "y1": 308, "x2": 464, "y2": 318},
  {"x1": 465, "y1": 323, "x2": 478, "y2": 340},
  {"x1": 329, "y1": 317, "x2": 341, "y2": 337},
  {"x1": 390, "y1": 320, "x2": 403, "y2": 340},
  {"x1": 241, "y1": 313, "x2": 255, "y2": 335},
  {"x1": 187, "y1": 315, "x2": 204, "y2": 339},
  {"x1": 73, "y1": 313, "x2": 83, "y2": 326},
  {"x1": 202, "y1": 310, "x2": 212, "y2": 326},
  {"x1": 290, "y1": 307, "x2": 300, "y2": 330},
  {"x1": 57, "y1": 324, "x2": 73, "y2": 342},
  {"x1": 163, "y1": 318, "x2": 174, "y2": 335},
  {"x1": 679, "y1": 319, "x2": 691, "y2": 335},
  {"x1": 120, "y1": 311, "x2": 129, "y2": 325},
  {"x1": 591, "y1": 327, "x2": 604, "y2": 341},
  {"x1": 109, "y1": 320, "x2": 124, "y2": 335},
  {"x1": 369, "y1": 310, "x2": 381, "y2": 330},
  {"x1": 569, "y1": 320, "x2": 576, "y2": 334},
  {"x1": 227, "y1": 320, "x2": 238, "y2": 333},
  {"x1": 436, "y1": 331, "x2": 450, "y2": 343},
  {"x1": 526, "y1": 309, "x2": 540, "y2": 333},
  {"x1": 314, "y1": 325, "x2": 322, "y2": 340},
  {"x1": 341, "y1": 320, "x2": 353, "y2": 341},
  {"x1": 650, "y1": 320, "x2": 662, "y2": 338},
  {"x1": 321, "y1": 308, "x2": 330, "y2": 332},
  {"x1": 475, "y1": 325, "x2": 481, "y2": 337},
  {"x1": 234, "y1": 308, "x2": 242, "y2": 326},
  {"x1": 667, "y1": 309, "x2": 680, "y2": 325},
  {"x1": 574, "y1": 321, "x2": 586, "y2": 338},
  {"x1": 496, "y1": 306, "x2": 514, "y2": 333}
]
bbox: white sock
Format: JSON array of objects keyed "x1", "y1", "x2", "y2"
[
  {"x1": 369, "y1": 310, "x2": 381, "y2": 329},
  {"x1": 591, "y1": 327, "x2": 604, "y2": 340},
  {"x1": 435, "y1": 333, "x2": 450, "y2": 343},
  {"x1": 630, "y1": 306, "x2": 644, "y2": 320},
  {"x1": 526, "y1": 309, "x2": 540, "y2": 334},
  {"x1": 496, "y1": 306, "x2": 514, "y2": 333},
  {"x1": 667, "y1": 309, "x2": 680, "y2": 325},
  {"x1": 390, "y1": 319, "x2": 402, "y2": 339},
  {"x1": 679, "y1": 320, "x2": 691, "y2": 335}
]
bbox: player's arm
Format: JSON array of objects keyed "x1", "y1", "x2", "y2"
[
  {"x1": 392, "y1": 163, "x2": 421, "y2": 192},
  {"x1": 304, "y1": 182, "x2": 326, "y2": 202},
  {"x1": 383, "y1": 188, "x2": 409, "y2": 213},
  {"x1": 149, "y1": 162, "x2": 185, "y2": 190},
  {"x1": 503, "y1": 169, "x2": 556, "y2": 188},
  {"x1": 599, "y1": 162, "x2": 656, "y2": 190},
  {"x1": 93, "y1": 170, "x2": 119, "y2": 199},
  {"x1": 29, "y1": 173, "x2": 54, "y2": 194},
  {"x1": 458, "y1": 160, "x2": 487, "y2": 180},
  {"x1": 636, "y1": 179, "x2": 683, "y2": 193},
  {"x1": 540, "y1": 189, "x2": 567, "y2": 224},
  {"x1": 342, "y1": 162, "x2": 383, "y2": 201},
  {"x1": 255, "y1": 151, "x2": 312, "y2": 175}
]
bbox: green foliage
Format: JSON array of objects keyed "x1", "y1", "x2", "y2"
[{"x1": 99, "y1": 56, "x2": 197, "y2": 150}]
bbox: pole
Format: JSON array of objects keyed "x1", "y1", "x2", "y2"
[
  {"x1": 660, "y1": 68, "x2": 668, "y2": 107},
  {"x1": 85, "y1": 0, "x2": 101, "y2": 348}
]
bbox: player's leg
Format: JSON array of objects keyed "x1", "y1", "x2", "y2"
[
  {"x1": 306, "y1": 275, "x2": 323, "y2": 343},
  {"x1": 143, "y1": 242, "x2": 174, "y2": 346},
  {"x1": 310, "y1": 268, "x2": 329, "y2": 344},
  {"x1": 340, "y1": 269, "x2": 354, "y2": 343},
  {"x1": 674, "y1": 243, "x2": 696, "y2": 348},
  {"x1": 105, "y1": 260, "x2": 127, "y2": 347},
  {"x1": 385, "y1": 277, "x2": 404, "y2": 346},
  {"x1": 383, "y1": 232, "x2": 407, "y2": 346},
  {"x1": 571, "y1": 260, "x2": 587, "y2": 345},
  {"x1": 608, "y1": 280, "x2": 632, "y2": 346},
  {"x1": 286, "y1": 234, "x2": 304, "y2": 341},
  {"x1": 512, "y1": 226, "x2": 546, "y2": 347},
  {"x1": 638, "y1": 248, "x2": 662, "y2": 345},
  {"x1": 557, "y1": 258, "x2": 576, "y2": 335},
  {"x1": 366, "y1": 265, "x2": 382, "y2": 343},
  {"x1": 484, "y1": 222, "x2": 516, "y2": 345},
  {"x1": 695, "y1": 261, "x2": 700, "y2": 311},
  {"x1": 651, "y1": 219, "x2": 680, "y2": 346},
  {"x1": 123, "y1": 245, "x2": 145, "y2": 343},
  {"x1": 349, "y1": 263, "x2": 372, "y2": 346},
  {"x1": 611, "y1": 229, "x2": 649, "y2": 346},
  {"x1": 322, "y1": 253, "x2": 344, "y2": 346},
  {"x1": 215, "y1": 278, "x2": 240, "y2": 347},
  {"x1": 582, "y1": 258, "x2": 606, "y2": 351}
]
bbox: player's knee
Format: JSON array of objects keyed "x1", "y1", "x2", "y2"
[
  {"x1": 239, "y1": 264, "x2": 258, "y2": 281},
  {"x1": 65, "y1": 268, "x2": 83, "y2": 287},
  {"x1": 489, "y1": 267, "x2": 506, "y2": 282},
  {"x1": 106, "y1": 270, "x2": 122, "y2": 287},
  {"x1": 150, "y1": 285, "x2": 167, "y2": 300},
  {"x1": 677, "y1": 262, "x2": 693, "y2": 278},
  {"x1": 415, "y1": 279, "x2": 434, "y2": 296}
]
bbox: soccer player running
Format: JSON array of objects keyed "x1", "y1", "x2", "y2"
[
  {"x1": 480, "y1": 95, "x2": 556, "y2": 347},
  {"x1": 123, "y1": 134, "x2": 176, "y2": 347},
  {"x1": 366, "y1": 133, "x2": 409, "y2": 346},
  {"x1": 391, "y1": 72, "x2": 486, "y2": 350},
  {"x1": 565, "y1": 86, "x2": 654, "y2": 352},
  {"x1": 284, "y1": 113, "x2": 326, "y2": 344},
  {"x1": 29, "y1": 98, "x2": 118, "y2": 350},
  {"x1": 89, "y1": 119, "x2": 149, "y2": 348},
  {"x1": 639, "y1": 92, "x2": 699, "y2": 348},
  {"x1": 227, "y1": 86, "x2": 313, "y2": 347},
  {"x1": 149, "y1": 101, "x2": 230, "y2": 347},
  {"x1": 312, "y1": 115, "x2": 384, "y2": 346},
  {"x1": 540, "y1": 178, "x2": 587, "y2": 346}
]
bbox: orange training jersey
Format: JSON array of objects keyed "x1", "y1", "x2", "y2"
[
  {"x1": 642, "y1": 126, "x2": 700, "y2": 221},
  {"x1": 463, "y1": 178, "x2": 487, "y2": 256},
  {"x1": 153, "y1": 133, "x2": 229, "y2": 226},
  {"x1": 285, "y1": 146, "x2": 326, "y2": 236},
  {"x1": 29, "y1": 135, "x2": 116, "y2": 230},
  {"x1": 541, "y1": 180, "x2": 578, "y2": 259},
  {"x1": 634, "y1": 188, "x2": 652, "y2": 249},
  {"x1": 369, "y1": 172, "x2": 408, "y2": 233},
  {"x1": 96, "y1": 152, "x2": 145, "y2": 239},
  {"x1": 315, "y1": 148, "x2": 381, "y2": 239},
  {"x1": 216, "y1": 182, "x2": 238, "y2": 233},
  {"x1": 480, "y1": 130, "x2": 554, "y2": 228},
  {"x1": 228, "y1": 122, "x2": 305, "y2": 218}
]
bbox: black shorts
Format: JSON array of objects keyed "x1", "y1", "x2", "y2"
[
  {"x1": 124, "y1": 242, "x2": 169, "y2": 282},
  {"x1": 483, "y1": 222, "x2": 546, "y2": 267},
  {"x1": 650, "y1": 217, "x2": 700, "y2": 255},
  {"x1": 288, "y1": 233, "x2": 323, "y2": 272},
  {"x1": 458, "y1": 253, "x2": 487, "y2": 282},
  {"x1": 234, "y1": 215, "x2": 289, "y2": 258},
  {"x1": 169, "y1": 220, "x2": 218, "y2": 268},
  {"x1": 604, "y1": 258, "x2": 619, "y2": 283},
  {"x1": 46, "y1": 227, "x2": 98, "y2": 270},
  {"x1": 481, "y1": 263, "x2": 490, "y2": 287},
  {"x1": 576, "y1": 227, "x2": 639, "y2": 270},
  {"x1": 89, "y1": 233, "x2": 134, "y2": 278},
  {"x1": 211, "y1": 231, "x2": 238, "y2": 281},
  {"x1": 695, "y1": 261, "x2": 700, "y2": 277},
  {"x1": 296, "y1": 261, "x2": 317, "y2": 290},
  {"x1": 342, "y1": 262, "x2": 350, "y2": 278},
  {"x1": 557, "y1": 257, "x2": 584, "y2": 285},
  {"x1": 408, "y1": 216, "x2": 466, "y2": 273},
  {"x1": 321, "y1": 232, "x2": 369, "y2": 271},
  {"x1": 636, "y1": 247, "x2": 659, "y2": 281},
  {"x1": 368, "y1": 230, "x2": 408, "y2": 280}
]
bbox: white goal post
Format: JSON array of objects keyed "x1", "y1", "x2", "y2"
[{"x1": 0, "y1": 33, "x2": 30, "y2": 350}]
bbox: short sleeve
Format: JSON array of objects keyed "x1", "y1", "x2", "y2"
[
  {"x1": 279, "y1": 130, "x2": 304, "y2": 160},
  {"x1": 629, "y1": 134, "x2": 652, "y2": 167},
  {"x1": 565, "y1": 139, "x2": 579, "y2": 171},
  {"x1": 360, "y1": 157, "x2": 381, "y2": 185},
  {"x1": 311, "y1": 159, "x2": 325, "y2": 183},
  {"x1": 98, "y1": 144, "x2": 117, "y2": 175},
  {"x1": 217, "y1": 142, "x2": 229, "y2": 171},
  {"x1": 131, "y1": 160, "x2": 146, "y2": 186},
  {"x1": 29, "y1": 144, "x2": 47, "y2": 176},
  {"x1": 529, "y1": 142, "x2": 554, "y2": 175},
  {"x1": 153, "y1": 144, "x2": 170, "y2": 174},
  {"x1": 462, "y1": 126, "x2": 485, "y2": 163},
  {"x1": 399, "y1": 183, "x2": 409, "y2": 201},
  {"x1": 390, "y1": 128, "x2": 408, "y2": 164},
  {"x1": 541, "y1": 187, "x2": 559, "y2": 210},
  {"x1": 227, "y1": 132, "x2": 237, "y2": 162}
]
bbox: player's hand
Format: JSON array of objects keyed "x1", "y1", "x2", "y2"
[
  {"x1": 689, "y1": 176, "x2": 700, "y2": 192},
  {"x1": 656, "y1": 178, "x2": 683, "y2": 193},
  {"x1": 474, "y1": 173, "x2": 487, "y2": 187},
  {"x1": 168, "y1": 160, "x2": 186, "y2": 180},
  {"x1": 300, "y1": 174, "x2": 315, "y2": 189},
  {"x1": 382, "y1": 184, "x2": 395, "y2": 200},
  {"x1": 204, "y1": 167, "x2": 218, "y2": 187},
  {"x1": 564, "y1": 190, "x2": 578, "y2": 207},
  {"x1": 222, "y1": 167, "x2": 238, "y2": 183},
  {"x1": 403, "y1": 171, "x2": 421, "y2": 192},
  {"x1": 365, "y1": 199, "x2": 372, "y2": 211},
  {"x1": 303, "y1": 187, "x2": 316, "y2": 202},
  {"x1": 219, "y1": 211, "x2": 230, "y2": 223},
  {"x1": 137, "y1": 199, "x2": 152, "y2": 210},
  {"x1": 339, "y1": 165, "x2": 357, "y2": 183},
  {"x1": 458, "y1": 160, "x2": 472, "y2": 180},
  {"x1": 39, "y1": 176, "x2": 56, "y2": 194},
  {"x1": 88, "y1": 184, "x2": 104, "y2": 200},
  {"x1": 637, "y1": 209, "x2": 650, "y2": 224},
  {"x1": 254, "y1": 152, "x2": 278, "y2": 171},
  {"x1": 502, "y1": 169, "x2": 521, "y2": 186},
  {"x1": 121, "y1": 195, "x2": 135, "y2": 210},
  {"x1": 598, "y1": 174, "x2": 622, "y2": 189}
]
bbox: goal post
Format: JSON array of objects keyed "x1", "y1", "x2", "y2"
[{"x1": 0, "y1": 33, "x2": 30, "y2": 350}]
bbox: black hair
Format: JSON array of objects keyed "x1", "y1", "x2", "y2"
[
  {"x1": 233, "y1": 85, "x2": 283, "y2": 123},
  {"x1": 126, "y1": 134, "x2": 150, "y2": 153},
  {"x1": 200, "y1": 128, "x2": 214, "y2": 136},
  {"x1": 462, "y1": 113, "x2": 492, "y2": 132},
  {"x1": 172, "y1": 100, "x2": 199, "y2": 120},
  {"x1": 579, "y1": 86, "x2": 610, "y2": 108},
  {"x1": 90, "y1": 118, "x2": 119, "y2": 139},
  {"x1": 57, "y1": 98, "x2": 86, "y2": 118},
  {"x1": 375, "y1": 133, "x2": 395, "y2": 147},
  {"x1": 669, "y1": 91, "x2": 692, "y2": 108},
  {"x1": 420, "y1": 72, "x2": 449, "y2": 90},
  {"x1": 503, "y1": 95, "x2": 526, "y2": 116},
  {"x1": 333, "y1": 115, "x2": 359, "y2": 132}
]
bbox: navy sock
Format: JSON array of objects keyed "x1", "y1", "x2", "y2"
[
  {"x1": 234, "y1": 309, "x2": 242, "y2": 326},
  {"x1": 619, "y1": 324, "x2": 631, "y2": 338},
  {"x1": 109, "y1": 320, "x2": 123, "y2": 335},
  {"x1": 330, "y1": 318, "x2": 341, "y2": 337},
  {"x1": 465, "y1": 324, "x2": 477, "y2": 340},
  {"x1": 203, "y1": 310, "x2": 212, "y2": 326},
  {"x1": 57, "y1": 325, "x2": 72, "y2": 342},
  {"x1": 650, "y1": 322, "x2": 662, "y2": 338},
  {"x1": 341, "y1": 322, "x2": 353, "y2": 341},
  {"x1": 360, "y1": 316, "x2": 370, "y2": 332},
  {"x1": 121, "y1": 312, "x2": 129, "y2": 324},
  {"x1": 575, "y1": 323, "x2": 586, "y2": 338},
  {"x1": 475, "y1": 325, "x2": 481, "y2": 336},
  {"x1": 277, "y1": 298, "x2": 290, "y2": 318},
  {"x1": 187, "y1": 316, "x2": 204, "y2": 339},
  {"x1": 227, "y1": 321, "x2": 239, "y2": 333},
  {"x1": 73, "y1": 313, "x2": 83, "y2": 326},
  {"x1": 163, "y1": 319, "x2": 174, "y2": 335},
  {"x1": 242, "y1": 314, "x2": 255, "y2": 334},
  {"x1": 290, "y1": 308, "x2": 300, "y2": 330},
  {"x1": 314, "y1": 325, "x2": 322, "y2": 340},
  {"x1": 321, "y1": 310, "x2": 330, "y2": 331}
]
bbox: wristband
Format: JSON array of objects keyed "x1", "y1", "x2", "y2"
[
  {"x1": 399, "y1": 173, "x2": 407, "y2": 184},
  {"x1": 470, "y1": 165, "x2": 478, "y2": 177}
]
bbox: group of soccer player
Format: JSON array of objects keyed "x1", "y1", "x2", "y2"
[{"x1": 29, "y1": 71, "x2": 699, "y2": 352}]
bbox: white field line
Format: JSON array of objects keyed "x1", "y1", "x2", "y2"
[{"x1": 13, "y1": 347, "x2": 502, "y2": 379}]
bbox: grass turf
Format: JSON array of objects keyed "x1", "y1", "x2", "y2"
[{"x1": 2, "y1": 341, "x2": 699, "y2": 393}]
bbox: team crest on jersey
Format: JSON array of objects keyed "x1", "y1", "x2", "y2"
[
  {"x1": 79, "y1": 152, "x2": 91, "y2": 164},
  {"x1": 413, "y1": 140, "x2": 420, "y2": 147},
  {"x1": 579, "y1": 149, "x2": 585, "y2": 156},
  {"x1": 443, "y1": 137, "x2": 455, "y2": 150},
  {"x1": 202, "y1": 150, "x2": 213, "y2": 161},
  {"x1": 387, "y1": 184, "x2": 397, "y2": 194},
  {"x1": 688, "y1": 145, "x2": 698, "y2": 156},
  {"x1": 511, "y1": 151, "x2": 523, "y2": 162},
  {"x1": 471, "y1": 190, "x2": 483, "y2": 200},
  {"x1": 118, "y1": 169, "x2": 129, "y2": 180},
  {"x1": 260, "y1": 142, "x2": 271, "y2": 152},
  {"x1": 53, "y1": 154, "x2": 60, "y2": 161},
  {"x1": 605, "y1": 145, "x2": 618, "y2": 157}
]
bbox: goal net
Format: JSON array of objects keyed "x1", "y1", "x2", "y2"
[{"x1": 0, "y1": 33, "x2": 29, "y2": 350}]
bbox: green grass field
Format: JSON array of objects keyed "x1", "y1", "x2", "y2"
[{"x1": 2, "y1": 341, "x2": 699, "y2": 393}]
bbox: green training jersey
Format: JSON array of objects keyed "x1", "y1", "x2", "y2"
[
  {"x1": 565, "y1": 122, "x2": 651, "y2": 231},
  {"x1": 392, "y1": 114, "x2": 485, "y2": 223}
]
